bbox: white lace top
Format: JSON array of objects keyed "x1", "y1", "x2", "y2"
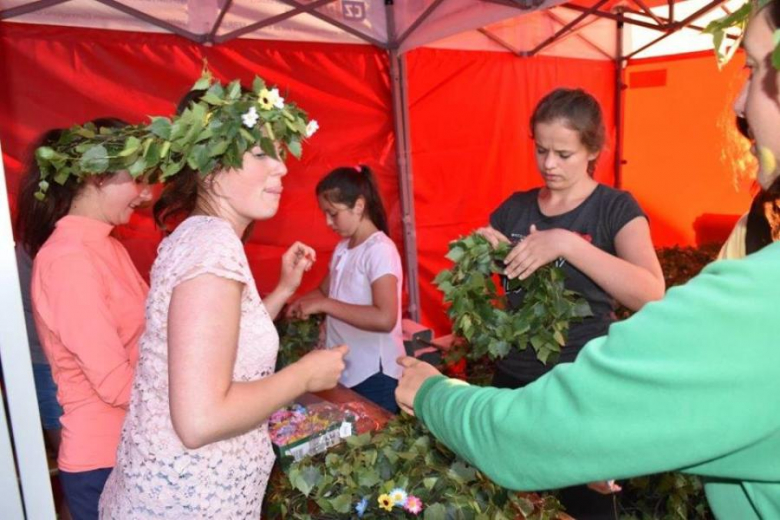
[{"x1": 99, "y1": 216, "x2": 278, "y2": 519}]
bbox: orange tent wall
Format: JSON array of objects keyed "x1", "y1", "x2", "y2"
[{"x1": 622, "y1": 51, "x2": 754, "y2": 247}]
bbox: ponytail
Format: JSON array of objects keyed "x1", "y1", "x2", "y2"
[{"x1": 316, "y1": 165, "x2": 389, "y2": 235}]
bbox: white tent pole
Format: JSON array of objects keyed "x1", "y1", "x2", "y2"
[
  {"x1": 0, "y1": 140, "x2": 57, "y2": 520},
  {"x1": 0, "y1": 393, "x2": 25, "y2": 520},
  {"x1": 387, "y1": 3, "x2": 421, "y2": 323}
]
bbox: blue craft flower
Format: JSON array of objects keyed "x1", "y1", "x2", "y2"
[{"x1": 355, "y1": 497, "x2": 368, "y2": 517}]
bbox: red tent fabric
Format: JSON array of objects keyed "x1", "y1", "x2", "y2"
[
  {"x1": 0, "y1": 23, "x2": 753, "y2": 336},
  {"x1": 0, "y1": 23, "x2": 400, "y2": 298}
]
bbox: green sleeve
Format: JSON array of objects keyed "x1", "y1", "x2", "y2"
[{"x1": 414, "y1": 244, "x2": 780, "y2": 491}]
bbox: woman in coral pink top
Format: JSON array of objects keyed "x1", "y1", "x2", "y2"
[{"x1": 16, "y1": 119, "x2": 152, "y2": 520}]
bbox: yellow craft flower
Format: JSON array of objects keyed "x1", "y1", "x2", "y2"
[
  {"x1": 258, "y1": 87, "x2": 284, "y2": 111},
  {"x1": 258, "y1": 88, "x2": 274, "y2": 110},
  {"x1": 378, "y1": 493, "x2": 394, "y2": 512}
]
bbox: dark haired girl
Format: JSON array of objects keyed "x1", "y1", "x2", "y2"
[{"x1": 289, "y1": 165, "x2": 404, "y2": 413}]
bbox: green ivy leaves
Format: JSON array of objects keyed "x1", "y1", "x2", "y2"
[
  {"x1": 34, "y1": 66, "x2": 315, "y2": 199},
  {"x1": 704, "y1": 0, "x2": 778, "y2": 70},
  {"x1": 435, "y1": 233, "x2": 591, "y2": 365},
  {"x1": 267, "y1": 414, "x2": 563, "y2": 519},
  {"x1": 274, "y1": 314, "x2": 324, "y2": 371}
]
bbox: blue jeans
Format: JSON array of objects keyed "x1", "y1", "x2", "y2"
[
  {"x1": 59, "y1": 467, "x2": 112, "y2": 520},
  {"x1": 351, "y1": 372, "x2": 399, "y2": 414},
  {"x1": 32, "y1": 363, "x2": 63, "y2": 431}
]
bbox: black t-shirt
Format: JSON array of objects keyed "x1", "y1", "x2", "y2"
[{"x1": 489, "y1": 184, "x2": 646, "y2": 384}]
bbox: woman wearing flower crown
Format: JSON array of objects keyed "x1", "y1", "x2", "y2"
[
  {"x1": 98, "y1": 73, "x2": 347, "y2": 518},
  {"x1": 16, "y1": 118, "x2": 152, "y2": 520},
  {"x1": 397, "y1": 1, "x2": 780, "y2": 518}
]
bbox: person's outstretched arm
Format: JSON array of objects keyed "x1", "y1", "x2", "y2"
[{"x1": 401, "y1": 245, "x2": 780, "y2": 491}]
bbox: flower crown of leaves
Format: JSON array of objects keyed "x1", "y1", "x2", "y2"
[
  {"x1": 34, "y1": 65, "x2": 319, "y2": 200},
  {"x1": 705, "y1": 0, "x2": 778, "y2": 68}
]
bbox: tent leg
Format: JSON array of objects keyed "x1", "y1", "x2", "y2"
[
  {"x1": 0, "y1": 141, "x2": 57, "y2": 519},
  {"x1": 614, "y1": 8, "x2": 625, "y2": 188},
  {"x1": 388, "y1": 49, "x2": 421, "y2": 323}
]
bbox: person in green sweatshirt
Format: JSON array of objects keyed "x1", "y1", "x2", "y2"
[{"x1": 396, "y1": 2, "x2": 780, "y2": 519}]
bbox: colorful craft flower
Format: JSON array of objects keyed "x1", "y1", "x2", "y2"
[
  {"x1": 404, "y1": 495, "x2": 423, "y2": 515},
  {"x1": 378, "y1": 493, "x2": 394, "y2": 512},
  {"x1": 355, "y1": 497, "x2": 368, "y2": 517},
  {"x1": 258, "y1": 87, "x2": 284, "y2": 110},
  {"x1": 389, "y1": 488, "x2": 408, "y2": 507}
]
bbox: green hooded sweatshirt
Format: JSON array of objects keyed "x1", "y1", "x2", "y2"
[{"x1": 415, "y1": 242, "x2": 780, "y2": 519}]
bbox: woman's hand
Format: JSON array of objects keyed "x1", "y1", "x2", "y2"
[
  {"x1": 475, "y1": 226, "x2": 510, "y2": 248},
  {"x1": 503, "y1": 225, "x2": 575, "y2": 280},
  {"x1": 395, "y1": 356, "x2": 443, "y2": 416},
  {"x1": 294, "y1": 345, "x2": 349, "y2": 392},
  {"x1": 277, "y1": 242, "x2": 316, "y2": 295},
  {"x1": 286, "y1": 294, "x2": 328, "y2": 319},
  {"x1": 587, "y1": 480, "x2": 622, "y2": 495}
]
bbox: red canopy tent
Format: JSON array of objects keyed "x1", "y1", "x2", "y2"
[{"x1": 0, "y1": 1, "x2": 753, "y2": 515}]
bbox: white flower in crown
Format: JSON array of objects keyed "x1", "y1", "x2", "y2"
[
  {"x1": 241, "y1": 106, "x2": 259, "y2": 128},
  {"x1": 305, "y1": 119, "x2": 319, "y2": 137},
  {"x1": 271, "y1": 88, "x2": 285, "y2": 109}
]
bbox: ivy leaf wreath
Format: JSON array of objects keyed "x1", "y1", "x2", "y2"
[{"x1": 434, "y1": 233, "x2": 592, "y2": 365}]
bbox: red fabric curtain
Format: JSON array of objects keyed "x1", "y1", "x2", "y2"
[
  {"x1": 406, "y1": 48, "x2": 617, "y2": 334},
  {"x1": 0, "y1": 23, "x2": 398, "y2": 297},
  {"x1": 1, "y1": 24, "x2": 622, "y2": 335}
]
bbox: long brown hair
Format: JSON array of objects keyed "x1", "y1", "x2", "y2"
[
  {"x1": 14, "y1": 118, "x2": 127, "y2": 257},
  {"x1": 154, "y1": 87, "x2": 219, "y2": 234}
]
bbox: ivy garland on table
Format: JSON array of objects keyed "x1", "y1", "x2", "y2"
[
  {"x1": 266, "y1": 414, "x2": 564, "y2": 519},
  {"x1": 434, "y1": 233, "x2": 592, "y2": 365}
]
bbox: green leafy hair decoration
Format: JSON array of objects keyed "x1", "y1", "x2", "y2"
[
  {"x1": 34, "y1": 65, "x2": 319, "y2": 200},
  {"x1": 704, "y1": 0, "x2": 778, "y2": 69}
]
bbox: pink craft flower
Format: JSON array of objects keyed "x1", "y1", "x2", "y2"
[{"x1": 404, "y1": 495, "x2": 423, "y2": 515}]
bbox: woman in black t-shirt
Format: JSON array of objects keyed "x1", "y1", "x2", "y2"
[{"x1": 476, "y1": 88, "x2": 665, "y2": 519}]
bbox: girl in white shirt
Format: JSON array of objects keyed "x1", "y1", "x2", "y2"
[{"x1": 290, "y1": 165, "x2": 404, "y2": 412}]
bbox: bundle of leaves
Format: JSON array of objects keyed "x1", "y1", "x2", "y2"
[
  {"x1": 267, "y1": 414, "x2": 564, "y2": 519},
  {"x1": 434, "y1": 233, "x2": 591, "y2": 365},
  {"x1": 656, "y1": 244, "x2": 721, "y2": 289},
  {"x1": 275, "y1": 314, "x2": 324, "y2": 370},
  {"x1": 620, "y1": 473, "x2": 713, "y2": 520}
]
